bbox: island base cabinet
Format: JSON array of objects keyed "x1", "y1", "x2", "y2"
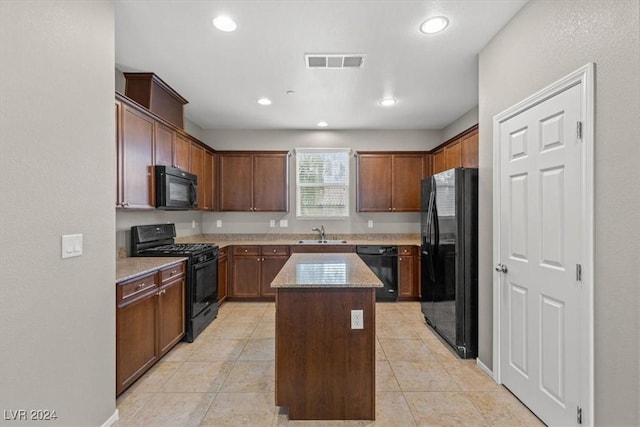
[{"x1": 275, "y1": 288, "x2": 375, "y2": 420}]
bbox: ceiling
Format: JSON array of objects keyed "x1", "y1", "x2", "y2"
[{"x1": 115, "y1": 1, "x2": 528, "y2": 131}]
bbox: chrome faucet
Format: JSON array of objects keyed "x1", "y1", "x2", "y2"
[{"x1": 312, "y1": 225, "x2": 326, "y2": 241}]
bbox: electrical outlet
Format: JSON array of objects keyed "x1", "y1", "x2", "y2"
[
  {"x1": 192, "y1": 220, "x2": 196, "y2": 229},
  {"x1": 269, "y1": 219, "x2": 276, "y2": 228},
  {"x1": 368, "y1": 220, "x2": 373, "y2": 228},
  {"x1": 216, "y1": 219, "x2": 222, "y2": 228},
  {"x1": 351, "y1": 309, "x2": 364, "y2": 329}
]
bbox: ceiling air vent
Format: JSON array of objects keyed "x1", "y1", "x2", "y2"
[{"x1": 305, "y1": 54, "x2": 366, "y2": 69}]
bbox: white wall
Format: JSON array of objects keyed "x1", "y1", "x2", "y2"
[
  {"x1": 478, "y1": 0, "x2": 640, "y2": 424},
  {"x1": 441, "y1": 106, "x2": 479, "y2": 142},
  {"x1": 200, "y1": 129, "x2": 442, "y2": 235},
  {"x1": 0, "y1": 1, "x2": 116, "y2": 425},
  {"x1": 116, "y1": 210, "x2": 203, "y2": 256}
]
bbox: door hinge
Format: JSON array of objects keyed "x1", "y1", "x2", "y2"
[
  {"x1": 577, "y1": 406, "x2": 582, "y2": 424},
  {"x1": 576, "y1": 264, "x2": 582, "y2": 282},
  {"x1": 577, "y1": 121, "x2": 583, "y2": 139}
]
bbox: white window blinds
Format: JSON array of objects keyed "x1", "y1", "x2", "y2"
[{"x1": 296, "y1": 148, "x2": 350, "y2": 218}]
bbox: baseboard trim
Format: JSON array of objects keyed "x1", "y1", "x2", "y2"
[
  {"x1": 476, "y1": 358, "x2": 496, "y2": 382},
  {"x1": 101, "y1": 409, "x2": 119, "y2": 427}
]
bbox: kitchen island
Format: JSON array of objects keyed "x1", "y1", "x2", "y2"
[{"x1": 271, "y1": 253, "x2": 383, "y2": 420}]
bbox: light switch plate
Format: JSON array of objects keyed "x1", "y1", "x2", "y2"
[
  {"x1": 280, "y1": 219, "x2": 288, "y2": 228},
  {"x1": 368, "y1": 220, "x2": 373, "y2": 228},
  {"x1": 61, "y1": 234, "x2": 83, "y2": 259},
  {"x1": 351, "y1": 309, "x2": 364, "y2": 329},
  {"x1": 216, "y1": 220, "x2": 222, "y2": 228}
]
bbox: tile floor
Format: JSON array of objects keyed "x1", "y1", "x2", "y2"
[{"x1": 115, "y1": 302, "x2": 544, "y2": 426}]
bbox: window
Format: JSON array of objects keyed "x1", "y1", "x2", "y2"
[{"x1": 296, "y1": 148, "x2": 350, "y2": 218}]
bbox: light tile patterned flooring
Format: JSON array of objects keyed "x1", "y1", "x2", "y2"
[{"x1": 115, "y1": 302, "x2": 544, "y2": 426}]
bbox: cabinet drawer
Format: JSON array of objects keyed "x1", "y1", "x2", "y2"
[
  {"x1": 233, "y1": 245, "x2": 260, "y2": 256},
  {"x1": 399, "y1": 246, "x2": 417, "y2": 256},
  {"x1": 160, "y1": 262, "x2": 185, "y2": 282},
  {"x1": 262, "y1": 245, "x2": 289, "y2": 256},
  {"x1": 118, "y1": 273, "x2": 158, "y2": 304}
]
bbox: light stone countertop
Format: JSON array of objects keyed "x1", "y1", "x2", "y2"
[
  {"x1": 176, "y1": 233, "x2": 420, "y2": 248},
  {"x1": 116, "y1": 257, "x2": 187, "y2": 283},
  {"x1": 271, "y1": 253, "x2": 383, "y2": 288}
]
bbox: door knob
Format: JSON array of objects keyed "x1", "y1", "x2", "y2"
[{"x1": 495, "y1": 264, "x2": 508, "y2": 273}]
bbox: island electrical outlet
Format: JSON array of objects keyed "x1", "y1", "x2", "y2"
[{"x1": 351, "y1": 309, "x2": 364, "y2": 329}]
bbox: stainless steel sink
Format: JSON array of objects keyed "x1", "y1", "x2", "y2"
[{"x1": 297, "y1": 239, "x2": 348, "y2": 244}]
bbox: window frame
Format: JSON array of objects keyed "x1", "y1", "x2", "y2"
[{"x1": 295, "y1": 147, "x2": 351, "y2": 219}]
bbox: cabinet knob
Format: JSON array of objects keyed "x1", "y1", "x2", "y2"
[
  {"x1": 273, "y1": 249, "x2": 277, "y2": 253},
  {"x1": 136, "y1": 283, "x2": 146, "y2": 289},
  {"x1": 388, "y1": 208, "x2": 392, "y2": 211},
  {"x1": 244, "y1": 249, "x2": 248, "y2": 253}
]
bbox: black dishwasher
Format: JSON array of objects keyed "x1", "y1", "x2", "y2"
[{"x1": 356, "y1": 246, "x2": 398, "y2": 302}]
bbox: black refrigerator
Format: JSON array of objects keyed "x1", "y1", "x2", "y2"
[{"x1": 420, "y1": 167, "x2": 478, "y2": 359}]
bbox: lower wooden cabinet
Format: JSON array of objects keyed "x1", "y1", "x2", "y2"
[
  {"x1": 157, "y1": 273, "x2": 185, "y2": 356},
  {"x1": 116, "y1": 261, "x2": 185, "y2": 396},
  {"x1": 398, "y1": 246, "x2": 420, "y2": 300},
  {"x1": 260, "y1": 247, "x2": 290, "y2": 298},
  {"x1": 230, "y1": 245, "x2": 290, "y2": 300},
  {"x1": 218, "y1": 247, "x2": 229, "y2": 303}
]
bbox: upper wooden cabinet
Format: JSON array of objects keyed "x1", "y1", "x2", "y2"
[
  {"x1": 190, "y1": 142, "x2": 205, "y2": 206},
  {"x1": 432, "y1": 149, "x2": 446, "y2": 175},
  {"x1": 173, "y1": 134, "x2": 191, "y2": 172},
  {"x1": 444, "y1": 140, "x2": 461, "y2": 171},
  {"x1": 356, "y1": 152, "x2": 426, "y2": 212},
  {"x1": 460, "y1": 129, "x2": 479, "y2": 168},
  {"x1": 154, "y1": 122, "x2": 174, "y2": 167},
  {"x1": 123, "y1": 72, "x2": 188, "y2": 129},
  {"x1": 117, "y1": 102, "x2": 155, "y2": 209},
  {"x1": 202, "y1": 151, "x2": 215, "y2": 211},
  {"x1": 431, "y1": 126, "x2": 478, "y2": 175},
  {"x1": 116, "y1": 93, "x2": 216, "y2": 211},
  {"x1": 218, "y1": 151, "x2": 289, "y2": 212}
]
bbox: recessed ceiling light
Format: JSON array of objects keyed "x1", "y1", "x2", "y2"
[
  {"x1": 420, "y1": 16, "x2": 449, "y2": 34},
  {"x1": 380, "y1": 98, "x2": 397, "y2": 106},
  {"x1": 257, "y1": 98, "x2": 272, "y2": 106},
  {"x1": 317, "y1": 121, "x2": 328, "y2": 127},
  {"x1": 213, "y1": 16, "x2": 237, "y2": 32}
]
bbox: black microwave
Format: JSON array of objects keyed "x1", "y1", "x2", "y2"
[{"x1": 155, "y1": 166, "x2": 198, "y2": 210}]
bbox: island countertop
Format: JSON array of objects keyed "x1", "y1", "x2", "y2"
[{"x1": 271, "y1": 253, "x2": 383, "y2": 288}]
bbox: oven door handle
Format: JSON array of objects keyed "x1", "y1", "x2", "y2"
[{"x1": 193, "y1": 257, "x2": 217, "y2": 269}]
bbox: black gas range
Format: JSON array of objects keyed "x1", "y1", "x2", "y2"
[{"x1": 131, "y1": 224, "x2": 218, "y2": 342}]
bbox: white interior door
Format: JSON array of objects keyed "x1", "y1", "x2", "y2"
[{"x1": 496, "y1": 81, "x2": 586, "y2": 426}]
